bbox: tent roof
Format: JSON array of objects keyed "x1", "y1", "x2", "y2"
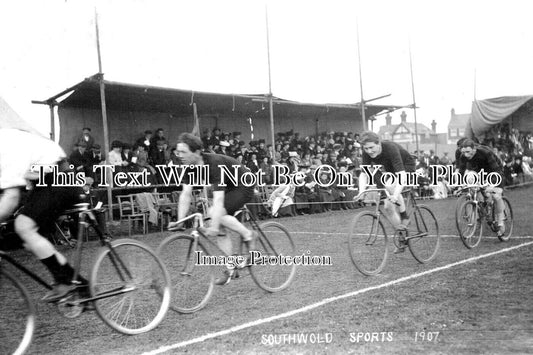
[
  {"x1": 0, "y1": 96, "x2": 46, "y2": 138},
  {"x1": 469, "y1": 95, "x2": 533, "y2": 137},
  {"x1": 37, "y1": 74, "x2": 406, "y2": 120}
]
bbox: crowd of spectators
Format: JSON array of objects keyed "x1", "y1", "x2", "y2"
[{"x1": 66, "y1": 124, "x2": 533, "y2": 219}]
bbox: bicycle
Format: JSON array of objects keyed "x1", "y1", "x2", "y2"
[
  {"x1": 0, "y1": 203, "x2": 171, "y2": 355},
  {"x1": 156, "y1": 204, "x2": 296, "y2": 314},
  {"x1": 348, "y1": 188, "x2": 440, "y2": 276},
  {"x1": 455, "y1": 186, "x2": 513, "y2": 249}
]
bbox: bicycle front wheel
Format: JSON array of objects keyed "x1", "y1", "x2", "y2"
[
  {"x1": 348, "y1": 211, "x2": 388, "y2": 276},
  {"x1": 0, "y1": 269, "x2": 35, "y2": 355},
  {"x1": 456, "y1": 201, "x2": 482, "y2": 249},
  {"x1": 156, "y1": 234, "x2": 215, "y2": 313},
  {"x1": 408, "y1": 205, "x2": 440, "y2": 263},
  {"x1": 90, "y1": 239, "x2": 171, "y2": 335},
  {"x1": 249, "y1": 222, "x2": 296, "y2": 292},
  {"x1": 497, "y1": 196, "x2": 514, "y2": 242}
]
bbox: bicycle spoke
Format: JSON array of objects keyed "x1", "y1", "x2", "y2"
[
  {"x1": 91, "y1": 239, "x2": 170, "y2": 335},
  {"x1": 249, "y1": 222, "x2": 296, "y2": 292},
  {"x1": 156, "y1": 234, "x2": 215, "y2": 313},
  {"x1": 348, "y1": 212, "x2": 388, "y2": 276},
  {"x1": 408, "y1": 206, "x2": 440, "y2": 263}
]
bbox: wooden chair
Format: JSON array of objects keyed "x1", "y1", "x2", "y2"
[
  {"x1": 117, "y1": 194, "x2": 147, "y2": 236},
  {"x1": 152, "y1": 192, "x2": 176, "y2": 231}
]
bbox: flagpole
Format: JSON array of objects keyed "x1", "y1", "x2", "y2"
[
  {"x1": 356, "y1": 18, "x2": 366, "y2": 131},
  {"x1": 265, "y1": 5, "x2": 276, "y2": 151},
  {"x1": 408, "y1": 37, "x2": 420, "y2": 157},
  {"x1": 95, "y1": 7, "x2": 113, "y2": 220}
]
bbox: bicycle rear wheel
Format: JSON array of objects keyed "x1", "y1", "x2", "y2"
[
  {"x1": 348, "y1": 211, "x2": 388, "y2": 276},
  {"x1": 156, "y1": 234, "x2": 215, "y2": 313},
  {"x1": 0, "y1": 269, "x2": 35, "y2": 355},
  {"x1": 248, "y1": 222, "x2": 296, "y2": 292},
  {"x1": 497, "y1": 196, "x2": 513, "y2": 242},
  {"x1": 90, "y1": 239, "x2": 171, "y2": 335},
  {"x1": 456, "y1": 201, "x2": 482, "y2": 249},
  {"x1": 408, "y1": 205, "x2": 440, "y2": 263}
]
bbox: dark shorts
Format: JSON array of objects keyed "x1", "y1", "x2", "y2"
[
  {"x1": 19, "y1": 185, "x2": 86, "y2": 234},
  {"x1": 224, "y1": 186, "x2": 255, "y2": 216}
]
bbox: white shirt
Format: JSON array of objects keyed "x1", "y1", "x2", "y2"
[{"x1": 0, "y1": 129, "x2": 66, "y2": 189}]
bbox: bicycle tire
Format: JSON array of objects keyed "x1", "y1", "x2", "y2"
[
  {"x1": 456, "y1": 201, "x2": 482, "y2": 249},
  {"x1": 156, "y1": 234, "x2": 215, "y2": 313},
  {"x1": 0, "y1": 269, "x2": 35, "y2": 355},
  {"x1": 497, "y1": 196, "x2": 513, "y2": 242},
  {"x1": 90, "y1": 239, "x2": 171, "y2": 335},
  {"x1": 408, "y1": 205, "x2": 440, "y2": 263},
  {"x1": 348, "y1": 211, "x2": 388, "y2": 276},
  {"x1": 248, "y1": 221, "x2": 296, "y2": 292}
]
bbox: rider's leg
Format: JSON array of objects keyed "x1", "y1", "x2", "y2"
[
  {"x1": 14, "y1": 214, "x2": 80, "y2": 300},
  {"x1": 383, "y1": 184, "x2": 407, "y2": 229},
  {"x1": 487, "y1": 187, "x2": 505, "y2": 233}
]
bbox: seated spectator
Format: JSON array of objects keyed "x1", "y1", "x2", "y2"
[
  {"x1": 107, "y1": 140, "x2": 127, "y2": 169},
  {"x1": 121, "y1": 143, "x2": 135, "y2": 170},
  {"x1": 69, "y1": 141, "x2": 92, "y2": 176},
  {"x1": 267, "y1": 181, "x2": 296, "y2": 218}
]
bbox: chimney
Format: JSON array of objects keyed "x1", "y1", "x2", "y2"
[
  {"x1": 400, "y1": 111, "x2": 407, "y2": 123},
  {"x1": 431, "y1": 120, "x2": 437, "y2": 133},
  {"x1": 385, "y1": 113, "x2": 392, "y2": 126},
  {"x1": 451, "y1": 108, "x2": 455, "y2": 117}
]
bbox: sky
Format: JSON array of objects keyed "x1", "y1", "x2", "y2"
[{"x1": 1, "y1": 0, "x2": 532, "y2": 138}]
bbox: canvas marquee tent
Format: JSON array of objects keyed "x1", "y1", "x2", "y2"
[{"x1": 468, "y1": 95, "x2": 533, "y2": 138}]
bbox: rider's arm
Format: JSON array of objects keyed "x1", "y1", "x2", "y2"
[
  {"x1": 177, "y1": 184, "x2": 193, "y2": 222},
  {"x1": 210, "y1": 190, "x2": 225, "y2": 232},
  {"x1": 358, "y1": 169, "x2": 368, "y2": 194},
  {"x1": 0, "y1": 188, "x2": 20, "y2": 223}
]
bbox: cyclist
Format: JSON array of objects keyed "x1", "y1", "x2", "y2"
[
  {"x1": 172, "y1": 133, "x2": 256, "y2": 285},
  {"x1": 357, "y1": 131, "x2": 416, "y2": 253},
  {"x1": 456, "y1": 138, "x2": 506, "y2": 237},
  {"x1": 0, "y1": 128, "x2": 89, "y2": 302}
]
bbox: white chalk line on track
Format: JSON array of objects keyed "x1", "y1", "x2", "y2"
[
  {"x1": 290, "y1": 231, "x2": 533, "y2": 239},
  {"x1": 141, "y1": 240, "x2": 533, "y2": 355}
]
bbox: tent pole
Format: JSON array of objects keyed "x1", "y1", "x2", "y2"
[
  {"x1": 265, "y1": 5, "x2": 276, "y2": 152},
  {"x1": 408, "y1": 38, "x2": 420, "y2": 157},
  {"x1": 356, "y1": 18, "x2": 366, "y2": 131},
  {"x1": 48, "y1": 102, "x2": 56, "y2": 141},
  {"x1": 95, "y1": 7, "x2": 113, "y2": 221}
]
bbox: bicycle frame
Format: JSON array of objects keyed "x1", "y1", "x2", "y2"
[
  {"x1": 168, "y1": 205, "x2": 282, "y2": 260},
  {"x1": 0, "y1": 203, "x2": 135, "y2": 305},
  {"x1": 358, "y1": 188, "x2": 428, "y2": 241}
]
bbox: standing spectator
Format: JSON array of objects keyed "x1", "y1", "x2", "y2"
[
  {"x1": 136, "y1": 130, "x2": 153, "y2": 151},
  {"x1": 439, "y1": 152, "x2": 451, "y2": 165},
  {"x1": 259, "y1": 157, "x2": 273, "y2": 185},
  {"x1": 246, "y1": 153, "x2": 260, "y2": 173},
  {"x1": 73, "y1": 127, "x2": 95, "y2": 150},
  {"x1": 150, "y1": 128, "x2": 167, "y2": 155}
]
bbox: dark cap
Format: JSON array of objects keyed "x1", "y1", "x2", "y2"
[
  {"x1": 82, "y1": 127, "x2": 91, "y2": 132},
  {"x1": 111, "y1": 140, "x2": 122, "y2": 148},
  {"x1": 92, "y1": 144, "x2": 101, "y2": 150}
]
